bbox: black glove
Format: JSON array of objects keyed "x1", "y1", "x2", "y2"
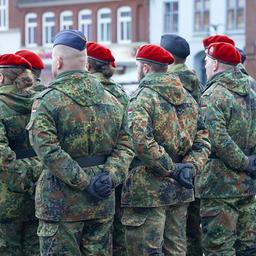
[
  {"x1": 171, "y1": 163, "x2": 194, "y2": 189},
  {"x1": 245, "y1": 155, "x2": 256, "y2": 179},
  {"x1": 86, "y1": 172, "x2": 113, "y2": 200}
]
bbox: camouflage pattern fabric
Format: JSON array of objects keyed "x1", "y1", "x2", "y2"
[
  {"x1": 186, "y1": 198, "x2": 202, "y2": 256},
  {"x1": 92, "y1": 71, "x2": 129, "y2": 256},
  {"x1": 237, "y1": 63, "x2": 256, "y2": 92},
  {"x1": 122, "y1": 72, "x2": 210, "y2": 255},
  {"x1": 168, "y1": 64, "x2": 201, "y2": 103},
  {"x1": 122, "y1": 72, "x2": 210, "y2": 208},
  {"x1": 201, "y1": 196, "x2": 256, "y2": 256},
  {"x1": 196, "y1": 69, "x2": 256, "y2": 199},
  {"x1": 0, "y1": 219, "x2": 38, "y2": 256},
  {"x1": 32, "y1": 79, "x2": 45, "y2": 92},
  {"x1": 0, "y1": 84, "x2": 42, "y2": 255},
  {"x1": 197, "y1": 68, "x2": 256, "y2": 255},
  {"x1": 122, "y1": 203, "x2": 189, "y2": 256},
  {"x1": 28, "y1": 70, "x2": 133, "y2": 253},
  {"x1": 168, "y1": 63, "x2": 203, "y2": 256},
  {"x1": 38, "y1": 217, "x2": 113, "y2": 256}
]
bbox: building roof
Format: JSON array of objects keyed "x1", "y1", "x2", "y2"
[{"x1": 17, "y1": 0, "x2": 121, "y2": 7}]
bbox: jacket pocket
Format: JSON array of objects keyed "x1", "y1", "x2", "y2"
[
  {"x1": 37, "y1": 221, "x2": 59, "y2": 237},
  {"x1": 121, "y1": 207, "x2": 149, "y2": 227}
]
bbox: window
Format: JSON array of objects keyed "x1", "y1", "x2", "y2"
[
  {"x1": 164, "y1": 1, "x2": 179, "y2": 33},
  {"x1": 97, "y1": 8, "x2": 111, "y2": 44},
  {"x1": 117, "y1": 6, "x2": 132, "y2": 43},
  {"x1": 25, "y1": 13, "x2": 37, "y2": 47},
  {"x1": 42, "y1": 12, "x2": 55, "y2": 47},
  {"x1": 0, "y1": 0, "x2": 8, "y2": 30},
  {"x1": 60, "y1": 10, "x2": 73, "y2": 30},
  {"x1": 227, "y1": 0, "x2": 245, "y2": 31},
  {"x1": 194, "y1": 0, "x2": 210, "y2": 33},
  {"x1": 79, "y1": 9, "x2": 92, "y2": 40}
]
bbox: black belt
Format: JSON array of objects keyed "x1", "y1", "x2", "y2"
[
  {"x1": 14, "y1": 148, "x2": 107, "y2": 168},
  {"x1": 14, "y1": 148, "x2": 36, "y2": 159}
]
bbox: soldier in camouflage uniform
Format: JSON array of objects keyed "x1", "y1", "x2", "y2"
[
  {"x1": 28, "y1": 30, "x2": 134, "y2": 255},
  {"x1": 86, "y1": 41, "x2": 129, "y2": 256},
  {"x1": 161, "y1": 34, "x2": 203, "y2": 256},
  {"x1": 198, "y1": 42, "x2": 256, "y2": 255},
  {"x1": 121, "y1": 44, "x2": 211, "y2": 256},
  {"x1": 16, "y1": 50, "x2": 45, "y2": 92},
  {"x1": 0, "y1": 53, "x2": 43, "y2": 255}
]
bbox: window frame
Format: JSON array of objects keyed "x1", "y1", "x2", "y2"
[
  {"x1": 163, "y1": 0, "x2": 179, "y2": 34},
  {"x1": 226, "y1": 0, "x2": 245, "y2": 32},
  {"x1": 60, "y1": 10, "x2": 73, "y2": 30},
  {"x1": 0, "y1": 0, "x2": 8, "y2": 31},
  {"x1": 25, "y1": 12, "x2": 37, "y2": 47},
  {"x1": 193, "y1": 0, "x2": 210, "y2": 34},
  {"x1": 78, "y1": 9, "x2": 92, "y2": 40},
  {"x1": 42, "y1": 12, "x2": 55, "y2": 47},
  {"x1": 97, "y1": 8, "x2": 112, "y2": 44},
  {"x1": 117, "y1": 6, "x2": 132, "y2": 44}
]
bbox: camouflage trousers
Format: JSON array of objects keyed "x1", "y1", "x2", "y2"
[
  {"x1": 201, "y1": 196, "x2": 256, "y2": 256},
  {"x1": 122, "y1": 203, "x2": 189, "y2": 256},
  {"x1": 186, "y1": 198, "x2": 202, "y2": 256},
  {"x1": 38, "y1": 217, "x2": 113, "y2": 256},
  {"x1": 0, "y1": 218, "x2": 39, "y2": 256},
  {"x1": 113, "y1": 185, "x2": 127, "y2": 256}
]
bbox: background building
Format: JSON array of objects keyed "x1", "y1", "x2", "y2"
[{"x1": 150, "y1": 0, "x2": 247, "y2": 84}]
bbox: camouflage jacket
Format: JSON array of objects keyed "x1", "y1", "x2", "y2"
[
  {"x1": 33, "y1": 78, "x2": 45, "y2": 92},
  {"x1": 237, "y1": 63, "x2": 256, "y2": 92},
  {"x1": 121, "y1": 72, "x2": 211, "y2": 207},
  {"x1": 28, "y1": 70, "x2": 134, "y2": 221},
  {"x1": 196, "y1": 69, "x2": 256, "y2": 198},
  {"x1": 0, "y1": 84, "x2": 42, "y2": 220},
  {"x1": 168, "y1": 63, "x2": 201, "y2": 103},
  {"x1": 92, "y1": 72, "x2": 129, "y2": 108}
]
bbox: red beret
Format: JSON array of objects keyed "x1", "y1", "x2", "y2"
[
  {"x1": 15, "y1": 50, "x2": 45, "y2": 70},
  {"x1": 203, "y1": 35, "x2": 235, "y2": 49},
  {"x1": 136, "y1": 44, "x2": 174, "y2": 65},
  {"x1": 207, "y1": 42, "x2": 241, "y2": 65},
  {"x1": 87, "y1": 41, "x2": 116, "y2": 68},
  {"x1": 0, "y1": 53, "x2": 32, "y2": 69}
]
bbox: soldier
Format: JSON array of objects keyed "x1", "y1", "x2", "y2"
[
  {"x1": 198, "y1": 42, "x2": 256, "y2": 255},
  {"x1": 27, "y1": 30, "x2": 134, "y2": 255},
  {"x1": 160, "y1": 34, "x2": 203, "y2": 256},
  {"x1": 0, "y1": 53, "x2": 43, "y2": 255},
  {"x1": 160, "y1": 34, "x2": 201, "y2": 102},
  {"x1": 121, "y1": 44, "x2": 211, "y2": 256},
  {"x1": 15, "y1": 50, "x2": 45, "y2": 92},
  {"x1": 86, "y1": 41, "x2": 129, "y2": 256}
]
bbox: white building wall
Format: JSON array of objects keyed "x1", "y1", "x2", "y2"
[{"x1": 0, "y1": 30, "x2": 21, "y2": 53}]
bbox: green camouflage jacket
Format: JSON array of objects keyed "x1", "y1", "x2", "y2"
[
  {"x1": 121, "y1": 72, "x2": 211, "y2": 207},
  {"x1": 237, "y1": 63, "x2": 256, "y2": 92},
  {"x1": 196, "y1": 69, "x2": 256, "y2": 198},
  {"x1": 168, "y1": 63, "x2": 201, "y2": 103},
  {"x1": 0, "y1": 84, "x2": 42, "y2": 220},
  {"x1": 28, "y1": 70, "x2": 134, "y2": 221},
  {"x1": 92, "y1": 72, "x2": 129, "y2": 108}
]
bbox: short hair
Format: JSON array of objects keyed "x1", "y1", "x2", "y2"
[{"x1": 140, "y1": 60, "x2": 168, "y2": 73}]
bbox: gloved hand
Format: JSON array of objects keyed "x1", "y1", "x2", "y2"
[
  {"x1": 86, "y1": 172, "x2": 113, "y2": 200},
  {"x1": 245, "y1": 155, "x2": 256, "y2": 179},
  {"x1": 171, "y1": 163, "x2": 194, "y2": 189}
]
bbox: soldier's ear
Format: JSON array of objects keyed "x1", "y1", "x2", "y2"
[
  {"x1": 56, "y1": 56, "x2": 63, "y2": 70},
  {"x1": 143, "y1": 63, "x2": 150, "y2": 74},
  {"x1": 213, "y1": 59, "x2": 218, "y2": 72},
  {"x1": 0, "y1": 73, "x2": 4, "y2": 84}
]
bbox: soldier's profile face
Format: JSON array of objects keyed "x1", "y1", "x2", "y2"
[
  {"x1": 205, "y1": 56, "x2": 216, "y2": 80},
  {"x1": 136, "y1": 61, "x2": 145, "y2": 81}
]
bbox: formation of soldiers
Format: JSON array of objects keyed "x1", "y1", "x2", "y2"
[{"x1": 0, "y1": 29, "x2": 255, "y2": 256}]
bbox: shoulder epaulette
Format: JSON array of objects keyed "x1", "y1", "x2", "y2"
[{"x1": 35, "y1": 87, "x2": 54, "y2": 99}]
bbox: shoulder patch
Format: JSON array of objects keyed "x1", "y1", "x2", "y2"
[{"x1": 35, "y1": 87, "x2": 54, "y2": 100}]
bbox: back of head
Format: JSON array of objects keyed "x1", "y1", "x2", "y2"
[
  {"x1": 0, "y1": 53, "x2": 33, "y2": 90},
  {"x1": 87, "y1": 41, "x2": 116, "y2": 78},
  {"x1": 52, "y1": 30, "x2": 87, "y2": 75},
  {"x1": 160, "y1": 34, "x2": 190, "y2": 60}
]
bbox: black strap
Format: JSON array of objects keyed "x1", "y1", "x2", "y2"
[
  {"x1": 74, "y1": 155, "x2": 108, "y2": 168},
  {"x1": 14, "y1": 148, "x2": 107, "y2": 168},
  {"x1": 14, "y1": 148, "x2": 36, "y2": 159}
]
